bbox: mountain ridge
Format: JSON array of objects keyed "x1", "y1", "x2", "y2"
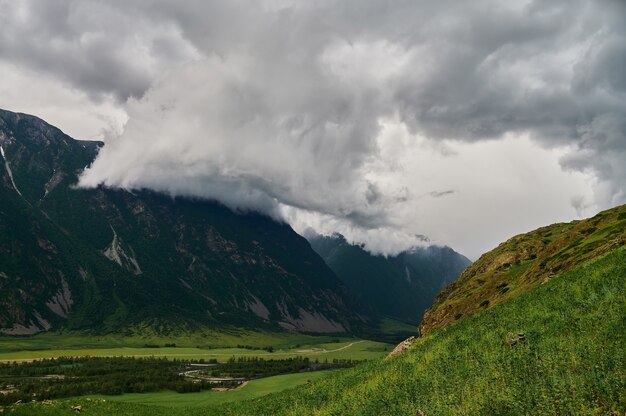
[
  {"x1": 308, "y1": 233, "x2": 470, "y2": 324},
  {"x1": 0, "y1": 108, "x2": 366, "y2": 335}
]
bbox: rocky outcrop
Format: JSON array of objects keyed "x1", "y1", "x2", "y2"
[
  {"x1": 0, "y1": 143, "x2": 23, "y2": 197},
  {"x1": 102, "y1": 227, "x2": 142, "y2": 275},
  {"x1": 386, "y1": 336, "x2": 416, "y2": 359},
  {"x1": 45, "y1": 277, "x2": 73, "y2": 318},
  {"x1": 0, "y1": 311, "x2": 51, "y2": 335},
  {"x1": 278, "y1": 308, "x2": 346, "y2": 333}
]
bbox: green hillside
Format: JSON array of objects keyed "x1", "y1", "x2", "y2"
[
  {"x1": 421, "y1": 204, "x2": 626, "y2": 335},
  {"x1": 309, "y1": 234, "x2": 470, "y2": 324}
]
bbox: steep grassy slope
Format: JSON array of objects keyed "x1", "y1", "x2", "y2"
[
  {"x1": 13, "y1": 245, "x2": 626, "y2": 415},
  {"x1": 309, "y1": 234, "x2": 470, "y2": 323},
  {"x1": 0, "y1": 109, "x2": 364, "y2": 334},
  {"x1": 421, "y1": 204, "x2": 626, "y2": 335}
]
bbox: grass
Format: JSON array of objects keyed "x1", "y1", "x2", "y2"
[
  {"x1": 0, "y1": 339, "x2": 390, "y2": 362},
  {"x1": 422, "y1": 203, "x2": 626, "y2": 334},
  {"x1": 89, "y1": 370, "x2": 336, "y2": 407},
  {"x1": 204, "y1": 246, "x2": 625, "y2": 415},
  {"x1": 0, "y1": 330, "x2": 351, "y2": 353}
]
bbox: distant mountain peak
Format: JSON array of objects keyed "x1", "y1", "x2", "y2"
[{"x1": 308, "y1": 233, "x2": 471, "y2": 324}]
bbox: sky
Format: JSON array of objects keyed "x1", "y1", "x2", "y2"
[{"x1": 1, "y1": 0, "x2": 625, "y2": 259}]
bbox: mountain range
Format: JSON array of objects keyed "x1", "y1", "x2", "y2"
[
  {"x1": 0, "y1": 108, "x2": 470, "y2": 337},
  {"x1": 0, "y1": 109, "x2": 366, "y2": 335}
]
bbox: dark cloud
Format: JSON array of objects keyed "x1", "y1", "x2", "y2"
[
  {"x1": 1, "y1": 0, "x2": 624, "y2": 253},
  {"x1": 0, "y1": 1, "x2": 198, "y2": 101}
]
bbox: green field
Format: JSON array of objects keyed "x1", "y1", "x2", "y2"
[
  {"x1": 91, "y1": 370, "x2": 335, "y2": 407},
  {"x1": 0, "y1": 330, "x2": 349, "y2": 353},
  {"x1": 0, "y1": 339, "x2": 389, "y2": 362},
  {"x1": 5, "y1": 369, "x2": 341, "y2": 415}
]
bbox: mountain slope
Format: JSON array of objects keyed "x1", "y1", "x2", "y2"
[
  {"x1": 420, "y1": 204, "x2": 626, "y2": 335},
  {"x1": 0, "y1": 109, "x2": 364, "y2": 335},
  {"x1": 195, "y1": 210, "x2": 625, "y2": 415},
  {"x1": 309, "y1": 234, "x2": 470, "y2": 324}
]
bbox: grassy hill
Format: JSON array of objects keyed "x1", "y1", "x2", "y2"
[
  {"x1": 11, "y1": 211, "x2": 626, "y2": 415},
  {"x1": 421, "y1": 204, "x2": 626, "y2": 335}
]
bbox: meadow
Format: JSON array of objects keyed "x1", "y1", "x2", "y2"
[
  {"x1": 91, "y1": 370, "x2": 336, "y2": 407},
  {"x1": 3, "y1": 368, "x2": 338, "y2": 415},
  {"x1": 0, "y1": 330, "x2": 352, "y2": 353},
  {"x1": 0, "y1": 339, "x2": 389, "y2": 363}
]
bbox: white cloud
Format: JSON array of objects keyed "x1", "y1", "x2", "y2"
[
  {"x1": 0, "y1": 61, "x2": 127, "y2": 139},
  {"x1": 285, "y1": 121, "x2": 596, "y2": 259}
]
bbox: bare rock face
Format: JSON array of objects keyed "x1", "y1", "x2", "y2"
[{"x1": 387, "y1": 336, "x2": 416, "y2": 359}]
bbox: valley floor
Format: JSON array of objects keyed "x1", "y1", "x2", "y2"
[
  {"x1": 0, "y1": 339, "x2": 389, "y2": 363},
  {"x1": 0, "y1": 337, "x2": 391, "y2": 414},
  {"x1": 89, "y1": 370, "x2": 336, "y2": 408}
]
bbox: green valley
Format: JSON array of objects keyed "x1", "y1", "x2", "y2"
[
  {"x1": 0, "y1": 338, "x2": 389, "y2": 362},
  {"x1": 6, "y1": 205, "x2": 625, "y2": 415},
  {"x1": 1, "y1": 107, "x2": 625, "y2": 416}
]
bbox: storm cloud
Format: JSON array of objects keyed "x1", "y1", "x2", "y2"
[{"x1": 1, "y1": 0, "x2": 624, "y2": 257}]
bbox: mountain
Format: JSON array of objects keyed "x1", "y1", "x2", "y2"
[
  {"x1": 0, "y1": 109, "x2": 365, "y2": 335},
  {"x1": 308, "y1": 233, "x2": 471, "y2": 324},
  {"x1": 420, "y1": 204, "x2": 626, "y2": 335}
]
